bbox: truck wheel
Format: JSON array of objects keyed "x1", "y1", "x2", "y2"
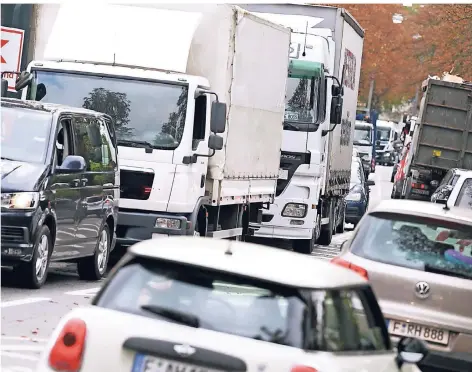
[
  {"x1": 336, "y1": 202, "x2": 345, "y2": 234},
  {"x1": 17, "y1": 225, "x2": 52, "y2": 289},
  {"x1": 78, "y1": 224, "x2": 110, "y2": 281},
  {"x1": 318, "y1": 201, "x2": 333, "y2": 246}
]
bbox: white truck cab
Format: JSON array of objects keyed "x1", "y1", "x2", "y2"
[
  {"x1": 354, "y1": 121, "x2": 374, "y2": 176},
  {"x1": 19, "y1": 4, "x2": 291, "y2": 248}
]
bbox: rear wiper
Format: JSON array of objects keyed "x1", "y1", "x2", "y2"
[
  {"x1": 140, "y1": 304, "x2": 200, "y2": 328},
  {"x1": 424, "y1": 264, "x2": 472, "y2": 280},
  {"x1": 117, "y1": 139, "x2": 154, "y2": 149},
  {"x1": 283, "y1": 122, "x2": 301, "y2": 131}
]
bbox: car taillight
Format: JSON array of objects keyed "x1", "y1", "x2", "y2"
[
  {"x1": 48, "y1": 318, "x2": 87, "y2": 372},
  {"x1": 143, "y1": 186, "x2": 152, "y2": 195},
  {"x1": 331, "y1": 257, "x2": 369, "y2": 280},
  {"x1": 291, "y1": 366, "x2": 318, "y2": 372}
]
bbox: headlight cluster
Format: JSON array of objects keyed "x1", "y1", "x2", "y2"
[
  {"x1": 1, "y1": 192, "x2": 39, "y2": 210},
  {"x1": 155, "y1": 217, "x2": 181, "y2": 230},
  {"x1": 282, "y1": 203, "x2": 307, "y2": 218}
]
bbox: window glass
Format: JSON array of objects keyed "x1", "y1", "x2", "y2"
[
  {"x1": 72, "y1": 116, "x2": 99, "y2": 171},
  {"x1": 351, "y1": 214, "x2": 472, "y2": 280},
  {"x1": 284, "y1": 77, "x2": 318, "y2": 131},
  {"x1": 1, "y1": 106, "x2": 52, "y2": 163},
  {"x1": 455, "y1": 178, "x2": 472, "y2": 209},
  {"x1": 354, "y1": 127, "x2": 372, "y2": 144},
  {"x1": 28, "y1": 70, "x2": 188, "y2": 150},
  {"x1": 376, "y1": 129, "x2": 391, "y2": 141},
  {"x1": 438, "y1": 170, "x2": 453, "y2": 188}
]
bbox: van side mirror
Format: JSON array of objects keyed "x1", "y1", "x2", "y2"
[
  {"x1": 15, "y1": 71, "x2": 33, "y2": 91},
  {"x1": 210, "y1": 101, "x2": 227, "y2": 134},
  {"x1": 1, "y1": 78, "x2": 8, "y2": 96},
  {"x1": 208, "y1": 134, "x2": 223, "y2": 150},
  {"x1": 56, "y1": 155, "x2": 86, "y2": 174},
  {"x1": 395, "y1": 337, "x2": 429, "y2": 369}
]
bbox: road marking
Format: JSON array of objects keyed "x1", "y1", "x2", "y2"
[
  {"x1": 0, "y1": 351, "x2": 39, "y2": 362},
  {"x1": 64, "y1": 287, "x2": 100, "y2": 296},
  {"x1": 1, "y1": 345, "x2": 44, "y2": 352},
  {"x1": 1, "y1": 336, "x2": 48, "y2": 342},
  {"x1": 1, "y1": 297, "x2": 51, "y2": 308}
]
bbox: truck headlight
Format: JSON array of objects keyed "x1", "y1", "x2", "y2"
[
  {"x1": 282, "y1": 203, "x2": 307, "y2": 218},
  {"x1": 1, "y1": 192, "x2": 39, "y2": 210},
  {"x1": 155, "y1": 217, "x2": 181, "y2": 229}
]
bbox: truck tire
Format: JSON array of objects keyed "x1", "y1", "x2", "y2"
[
  {"x1": 318, "y1": 201, "x2": 333, "y2": 246},
  {"x1": 336, "y1": 202, "x2": 345, "y2": 234}
]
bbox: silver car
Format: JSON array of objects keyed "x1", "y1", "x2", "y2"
[{"x1": 333, "y1": 199, "x2": 472, "y2": 372}]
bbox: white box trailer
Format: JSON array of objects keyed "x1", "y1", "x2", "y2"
[{"x1": 21, "y1": 4, "x2": 291, "y2": 242}]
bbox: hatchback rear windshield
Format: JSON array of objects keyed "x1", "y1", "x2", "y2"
[
  {"x1": 350, "y1": 213, "x2": 472, "y2": 280},
  {"x1": 94, "y1": 256, "x2": 390, "y2": 352}
]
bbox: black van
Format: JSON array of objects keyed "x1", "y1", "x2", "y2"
[{"x1": 1, "y1": 98, "x2": 119, "y2": 289}]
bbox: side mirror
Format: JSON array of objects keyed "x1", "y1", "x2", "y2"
[
  {"x1": 330, "y1": 95, "x2": 343, "y2": 125},
  {"x1": 56, "y1": 155, "x2": 86, "y2": 174},
  {"x1": 36, "y1": 83, "x2": 47, "y2": 101},
  {"x1": 1, "y1": 78, "x2": 8, "y2": 96},
  {"x1": 331, "y1": 84, "x2": 344, "y2": 96},
  {"x1": 15, "y1": 71, "x2": 33, "y2": 91},
  {"x1": 208, "y1": 134, "x2": 223, "y2": 150},
  {"x1": 396, "y1": 337, "x2": 428, "y2": 368},
  {"x1": 87, "y1": 124, "x2": 102, "y2": 147},
  {"x1": 210, "y1": 101, "x2": 227, "y2": 134},
  {"x1": 366, "y1": 180, "x2": 375, "y2": 186}
]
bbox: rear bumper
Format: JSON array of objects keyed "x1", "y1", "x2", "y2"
[
  {"x1": 252, "y1": 224, "x2": 312, "y2": 240},
  {"x1": 116, "y1": 210, "x2": 190, "y2": 247}
]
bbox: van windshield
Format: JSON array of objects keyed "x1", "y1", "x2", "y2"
[
  {"x1": 376, "y1": 129, "x2": 391, "y2": 142},
  {"x1": 28, "y1": 70, "x2": 188, "y2": 150},
  {"x1": 1, "y1": 106, "x2": 52, "y2": 163},
  {"x1": 354, "y1": 127, "x2": 372, "y2": 145}
]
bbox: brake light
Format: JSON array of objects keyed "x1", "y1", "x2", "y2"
[
  {"x1": 331, "y1": 257, "x2": 369, "y2": 280},
  {"x1": 48, "y1": 318, "x2": 87, "y2": 372},
  {"x1": 143, "y1": 186, "x2": 152, "y2": 195},
  {"x1": 411, "y1": 182, "x2": 426, "y2": 189},
  {"x1": 291, "y1": 366, "x2": 318, "y2": 372}
]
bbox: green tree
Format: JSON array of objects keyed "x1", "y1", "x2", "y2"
[{"x1": 82, "y1": 88, "x2": 133, "y2": 138}]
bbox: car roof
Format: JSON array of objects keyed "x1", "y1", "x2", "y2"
[
  {"x1": 369, "y1": 199, "x2": 472, "y2": 226},
  {"x1": 129, "y1": 237, "x2": 367, "y2": 288},
  {"x1": 1, "y1": 97, "x2": 106, "y2": 117},
  {"x1": 451, "y1": 168, "x2": 472, "y2": 176}
]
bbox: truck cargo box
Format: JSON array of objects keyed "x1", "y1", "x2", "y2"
[{"x1": 412, "y1": 79, "x2": 472, "y2": 171}]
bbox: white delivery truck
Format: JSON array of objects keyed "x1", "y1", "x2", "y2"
[
  {"x1": 17, "y1": 4, "x2": 291, "y2": 247},
  {"x1": 354, "y1": 120, "x2": 375, "y2": 177},
  {"x1": 241, "y1": 4, "x2": 364, "y2": 253}
]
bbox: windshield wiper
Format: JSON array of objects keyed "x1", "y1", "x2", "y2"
[
  {"x1": 140, "y1": 304, "x2": 200, "y2": 328},
  {"x1": 1, "y1": 157, "x2": 16, "y2": 161},
  {"x1": 117, "y1": 139, "x2": 154, "y2": 149},
  {"x1": 283, "y1": 122, "x2": 301, "y2": 131},
  {"x1": 424, "y1": 264, "x2": 472, "y2": 280}
]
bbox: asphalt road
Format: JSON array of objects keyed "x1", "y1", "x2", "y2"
[{"x1": 0, "y1": 165, "x2": 394, "y2": 371}]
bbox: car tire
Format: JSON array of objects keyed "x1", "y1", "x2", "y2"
[
  {"x1": 318, "y1": 201, "x2": 333, "y2": 246},
  {"x1": 78, "y1": 223, "x2": 110, "y2": 281},
  {"x1": 17, "y1": 225, "x2": 52, "y2": 289}
]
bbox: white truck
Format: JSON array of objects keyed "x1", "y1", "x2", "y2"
[
  {"x1": 354, "y1": 120, "x2": 375, "y2": 177},
  {"x1": 375, "y1": 120, "x2": 402, "y2": 166},
  {"x1": 17, "y1": 4, "x2": 291, "y2": 247},
  {"x1": 241, "y1": 4, "x2": 364, "y2": 253}
]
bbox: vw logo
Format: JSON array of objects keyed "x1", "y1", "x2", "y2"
[
  {"x1": 415, "y1": 281, "x2": 431, "y2": 299},
  {"x1": 173, "y1": 344, "x2": 196, "y2": 357}
]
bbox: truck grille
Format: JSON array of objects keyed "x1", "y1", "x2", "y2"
[{"x1": 120, "y1": 170, "x2": 154, "y2": 200}]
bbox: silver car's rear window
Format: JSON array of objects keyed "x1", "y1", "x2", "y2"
[{"x1": 350, "y1": 214, "x2": 472, "y2": 280}]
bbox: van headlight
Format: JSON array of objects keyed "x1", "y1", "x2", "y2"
[
  {"x1": 282, "y1": 203, "x2": 307, "y2": 218},
  {"x1": 1, "y1": 192, "x2": 40, "y2": 210},
  {"x1": 155, "y1": 217, "x2": 181, "y2": 229}
]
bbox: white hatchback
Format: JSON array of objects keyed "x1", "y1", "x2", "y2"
[{"x1": 35, "y1": 237, "x2": 427, "y2": 372}]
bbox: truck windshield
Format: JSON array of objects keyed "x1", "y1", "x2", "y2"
[
  {"x1": 28, "y1": 70, "x2": 188, "y2": 150},
  {"x1": 284, "y1": 77, "x2": 317, "y2": 131},
  {"x1": 1, "y1": 106, "x2": 52, "y2": 163},
  {"x1": 376, "y1": 129, "x2": 391, "y2": 142},
  {"x1": 354, "y1": 127, "x2": 372, "y2": 145}
]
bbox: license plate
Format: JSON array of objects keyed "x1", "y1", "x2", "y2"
[
  {"x1": 411, "y1": 188, "x2": 429, "y2": 195},
  {"x1": 387, "y1": 319, "x2": 450, "y2": 345},
  {"x1": 278, "y1": 169, "x2": 288, "y2": 180},
  {"x1": 284, "y1": 112, "x2": 299, "y2": 121},
  {"x1": 132, "y1": 354, "x2": 222, "y2": 372}
]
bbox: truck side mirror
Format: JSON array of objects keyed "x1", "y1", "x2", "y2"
[
  {"x1": 332, "y1": 85, "x2": 344, "y2": 96},
  {"x1": 208, "y1": 134, "x2": 223, "y2": 150},
  {"x1": 330, "y1": 95, "x2": 343, "y2": 125},
  {"x1": 15, "y1": 71, "x2": 33, "y2": 91},
  {"x1": 1, "y1": 78, "x2": 8, "y2": 96},
  {"x1": 210, "y1": 101, "x2": 227, "y2": 134}
]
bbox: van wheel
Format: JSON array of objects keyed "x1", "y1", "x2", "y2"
[
  {"x1": 78, "y1": 224, "x2": 110, "y2": 281},
  {"x1": 17, "y1": 225, "x2": 52, "y2": 289},
  {"x1": 318, "y1": 201, "x2": 333, "y2": 246}
]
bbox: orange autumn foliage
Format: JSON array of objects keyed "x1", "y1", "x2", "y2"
[{"x1": 325, "y1": 4, "x2": 472, "y2": 107}]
